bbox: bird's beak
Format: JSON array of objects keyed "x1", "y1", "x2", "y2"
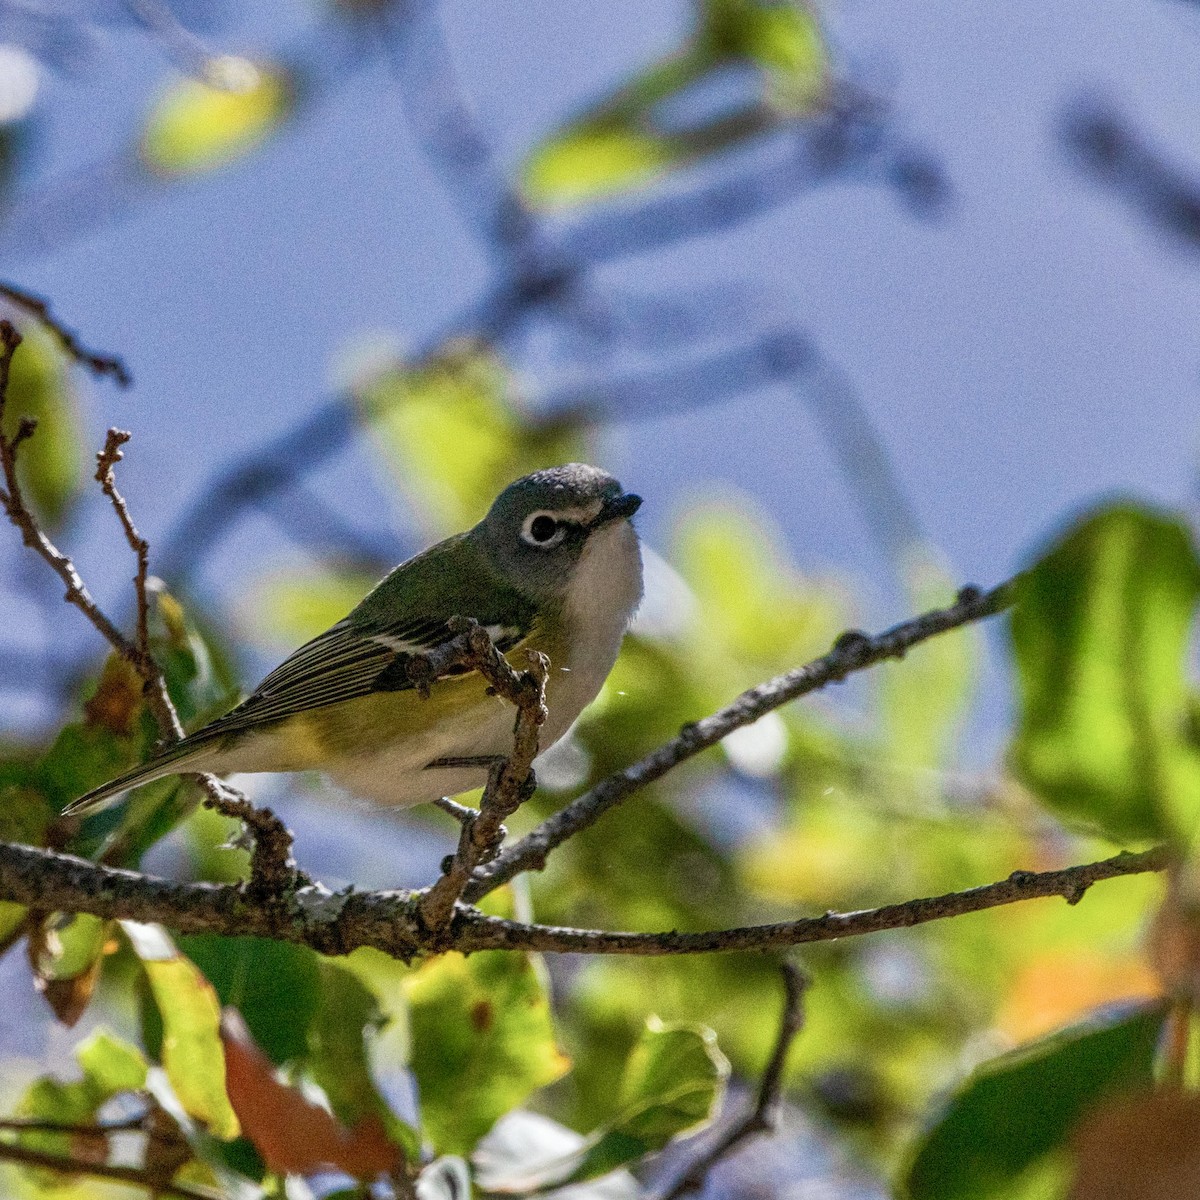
[{"x1": 595, "y1": 492, "x2": 642, "y2": 526}]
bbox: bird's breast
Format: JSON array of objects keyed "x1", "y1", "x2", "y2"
[{"x1": 540, "y1": 518, "x2": 643, "y2": 745}]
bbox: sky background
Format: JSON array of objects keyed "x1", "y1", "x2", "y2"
[
  {"x1": 0, "y1": 6, "x2": 1197, "y2": 1190},
  {"x1": 4, "y1": 0, "x2": 1200, "y2": 745}
]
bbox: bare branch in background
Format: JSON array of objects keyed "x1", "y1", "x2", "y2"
[
  {"x1": 0, "y1": 282, "x2": 131, "y2": 384},
  {"x1": 0, "y1": 1140, "x2": 219, "y2": 1200},
  {"x1": 561, "y1": 94, "x2": 946, "y2": 266},
  {"x1": 1063, "y1": 97, "x2": 1200, "y2": 253},
  {"x1": 655, "y1": 962, "x2": 809, "y2": 1200},
  {"x1": 465, "y1": 577, "x2": 1016, "y2": 902},
  {"x1": 378, "y1": 0, "x2": 535, "y2": 254},
  {"x1": 124, "y1": 0, "x2": 220, "y2": 80}
]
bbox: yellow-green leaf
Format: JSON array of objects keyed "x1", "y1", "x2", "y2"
[
  {"x1": 360, "y1": 344, "x2": 585, "y2": 534},
  {"x1": 877, "y1": 557, "x2": 977, "y2": 774},
  {"x1": 141, "y1": 58, "x2": 292, "y2": 176},
  {"x1": 124, "y1": 921, "x2": 240, "y2": 1140},
  {"x1": 1010, "y1": 504, "x2": 1200, "y2": 845},
  {"x1": 522, "y1": 1, "x2": 828, "y2": 208},
  {"x1": 1, "y1": 323, "x2": 81, "y2": 525},
  {"x1": 404, "y1": 951, "x2": 569, "y2": 1155},
  {"x1": 568, "y1": 1017, "x2": 729, "y2": 1182}
]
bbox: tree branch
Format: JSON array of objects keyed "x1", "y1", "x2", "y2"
[
  {"x1": 0, "y1": 1140, "x2": 219, "y2": 1200},
  {"x1": 655, "y1": 962, "x2": 808, "y2": 1200},
  {"x1": 417, "y1": 626, "x2": 549, "y2": 935},
  {"x1": 464, "y1": 577, "x2": 1019, "y2": 902},
  {"x1": 0, "y1": 282, "x2": 131, "y2": 385},
  {"x1": 0, "y1": 322, "x2": 297, "y2": 896},
  {"x1": 0, "y1": 840, "x2": 1168, "y2": 960}
]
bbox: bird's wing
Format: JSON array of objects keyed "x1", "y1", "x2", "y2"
[
  {"x1": 62, "y1": 614, "x2": 530, "y2": 818},
  {"x1": 195, "y1": 613, "x2": 530, "y2": 739}
]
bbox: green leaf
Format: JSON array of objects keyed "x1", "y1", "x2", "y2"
[
  {"x1": 1010, "y1": 504, "x2": 1200, "y2": 844},
  {"x1": 404, "y1": 951, "x2": 570, "y2": 1156},
  {"x1": 522, "y1": 0, "x2": 827, "y2": 207},
  {"x1": 16, "y1": 1028, "x2": 147, "y2": 1157},
  {"x1": 359, "y1": 344, "x2": 586, "y2": 534},
  {"x1": 178, "y1": 935, "x2": 321, "y2": 1066},
  {"x1": 75, "y1": 1029, "x2": 149, "y2": 1094},
  {"x1": 568, "y1": 1017, "x2": 729, "y2": 1182},
  {"x1": 1, "y1": 323, "x2": 81, "y2": 526},
  {"x1": 307, "y1": 961, "x2": 419, "y2": 1160},
  {"x1": 901, "y1": 1000, "x2": 1169, "y2": 1200},
  {"x1": 148, "y1": 585, "x2": 239, "y2": 731},
  {"x1": 141, "y1": 58, "x2": 292, "y2": 176},
  {"x1": 243, "y1": 568, "x2": 378, "y2": 649},
  {"x1": 124, "y1": 922, "x2": 240, "y2": 1140},
  {"x1": 878, "y1": 558, "x2": 977, "y2": 775}
]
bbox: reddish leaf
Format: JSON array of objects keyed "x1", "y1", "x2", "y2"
[
  {"x1": 220, "y1": 1009, "x2": 401, "y2": 1180},
  {"x1": 36, "y1": 956, "x2": 103, "y2": 1027},
  {"x1": 1071, "y1": 1088, "x2": 1200, "y2": 1198},
  {"x1": 83, "y1": 655, "x2": 145, "y2": 736}
]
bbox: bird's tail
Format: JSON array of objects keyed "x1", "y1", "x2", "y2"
[{"x1": 62, "y1": 736, "x2": 221, "y2": 818}]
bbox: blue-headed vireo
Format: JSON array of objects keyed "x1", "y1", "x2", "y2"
[{"x1": 65, "y1": 464, "x2": 643, "y2": 816}]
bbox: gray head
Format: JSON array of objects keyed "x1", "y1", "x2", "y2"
[{"x1": 474, "y1": 464, "x2": 642, "y2": 596}]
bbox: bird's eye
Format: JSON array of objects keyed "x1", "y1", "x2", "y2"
[{"x1": 521, "y1": 512, "x2": 565, "y2": 548}]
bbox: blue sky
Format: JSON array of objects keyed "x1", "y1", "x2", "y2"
[{"x1": 4, "y1": 0, "x2": 1200, "y2": 749}]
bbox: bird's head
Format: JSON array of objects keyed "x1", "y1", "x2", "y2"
[{"x1": 475, "y1": 463, "x2": 642, "y2": 601}]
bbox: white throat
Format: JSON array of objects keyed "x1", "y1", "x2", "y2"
[{"x1": 545, "y1": 518, "x2": 643, "y2": 743}]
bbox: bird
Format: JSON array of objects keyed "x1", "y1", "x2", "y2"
[{"x1": 64, "y1": 463, "x2": 643, "y2": 817}]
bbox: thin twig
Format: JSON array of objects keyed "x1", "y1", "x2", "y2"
[
  {"x1": 0, "y1": 322, "x2": 296, "y2": 896},
  {"x1": 0, "y1": 283, "x2": 131, "y2": 385},
  {"x1": 0, "y1": 1115, "x2": 147, "y2": 1137},
  {"x1": 465, "y1": 578, "x2": 1018, "y2": 902},
  {"x1": 0, "y1": 841, "x2": 1169, "y2": 960},
  {"x1": 0, "y1": 1140, "x2": 220, "y2": 1200},
  {"x1": 656, "y1": 962, "x2": 809, "y2": 1200},
  {"x1": 433, "y1": 797, "x2": 477, "y2": 826},
  {"x1": 94, "y1": 428, "x2": 170, "y2": 731},
  {"x1": 416, "y1": 621, "x2": 549, "y2": 934},
  {"x1": 0, "y1": 323, "x2": 141, "y2": 660}
]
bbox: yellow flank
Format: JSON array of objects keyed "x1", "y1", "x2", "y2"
[{"x1": 251, "y1": 624, "x2": 570, "y2": 769}]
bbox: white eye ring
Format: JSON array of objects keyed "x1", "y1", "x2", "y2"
[{"x1": 521, "y1": 511, "x2": 567, "y2": 548}]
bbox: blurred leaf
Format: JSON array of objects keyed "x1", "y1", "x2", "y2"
[
  {"x1": 244, "y1": 568, "x2": 378, "y2": 649},
  {"x1": 17, "y1": 1028, "x2": 147, "y2": 1158},
  {"x1": 124, "y1": 922, "x2": 240, "y2": 1140},
  {"x1": 179, "y1": 934, "x2": 321, "y2": 1066},
  {"x1": 404, "y1": 951, "x2": 570, "y2": 1156},
  {"x1": 996, "y1": 950, "x2": 1161, "y2": 1044},
  {"x1": 29, "y1": 912, "x2": 113, "y2": 1026},
  {"x1": 523, "y1": 0, "x2": 828, "y2": 207},
  {"x1": 474, "y1": 1111, "x2": 641, "y2": 1197},
  {"x1": 568, "y1": 1017, "x2": 728, "y2": 1183},
  {"x1": 878, "y1": 559, "x2": 977, "y2": 775},
  {"x1": 673, "y1": 502, "x2": 848, "y2": 675},
  {"x1": 0, "y1": 779, "x2": 55, "y2": 849},
  {"x1": 416, "y1": 1157, "x2": 472, "y2": 1200},
  {"x1": 901, "y1": 1001, "x2": 1169, "y2": 1200},
  {"x1": 1010, "y1": 504, "x2": 1200, "y2": 844},
  {"x1": 360, "y1": 343, "x2": 585, "y2": 533},
  {"x1": 307, "y1": 961, "x2": 419, "y2": 1160},
  {"x1": 0, "y1": 323, "x2": 81, "y2": 526},
  {"x1": 141, "y1": 58, "x2": 292, "y2": 176},
  {"x1": 1070, "y1": 1088, "x2": 1200, "y2": 1198},
  {"x1": 221, "y1": 1008, "x2": 402, "y2": 1179},
  {"x1": 76, "y1": 1028, "x2": 148, "y2": 1093},
  {"x1": 149, "y1": 584, "x2": 239, "y2": 731}
]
